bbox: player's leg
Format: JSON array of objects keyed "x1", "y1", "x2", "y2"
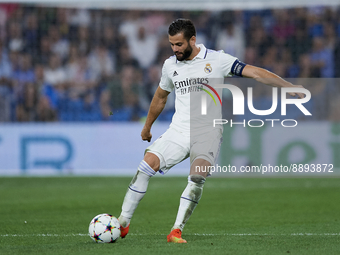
[
  {"x1": 168, "y1": 129, "x2": 222, "y2": 243},
  {"x1": 118, "y1": 152, "x2": 159, "y2": 237},
  {"x1": 167, "y1": 158, "x2": 210, "y2": 243},
  {"x1": 119, "y1": 127, "x2": 189, "y2": 238}
]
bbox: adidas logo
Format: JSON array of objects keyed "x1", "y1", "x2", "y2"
[
  {"x1": 173, "y1": 71, "x2": 178, "y2": 77},
  {"x1": 209, "y1": 152, "x2": 214, "y2": 158}
]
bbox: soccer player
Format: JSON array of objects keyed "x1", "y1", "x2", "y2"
[{"x1": 118, "y1": 19, "x2": 305, "y2": 243}]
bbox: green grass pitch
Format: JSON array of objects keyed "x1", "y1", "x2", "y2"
[{"x1": 0, "y1": 177, "x2": 339, "y2": 255}]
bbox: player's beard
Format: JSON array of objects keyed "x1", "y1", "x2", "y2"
[{"x1": 175, "y1": 43, "x2": 193, "y2": 61}]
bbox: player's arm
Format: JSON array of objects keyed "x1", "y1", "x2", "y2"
[
  {"x1": 241, "y1": 65, "x2": 305, "y2": 98},
  {"x1": 141, "y1": 86, "x2": 170, "y2": 142}
]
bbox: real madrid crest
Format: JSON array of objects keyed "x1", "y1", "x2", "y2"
[{"x1": 204, "y1": 63, "x2": 212, "y2": 74}]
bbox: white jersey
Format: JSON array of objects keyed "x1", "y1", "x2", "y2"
[{"x1": 159, "y1": 44, "x2": 238, "y2": 135}]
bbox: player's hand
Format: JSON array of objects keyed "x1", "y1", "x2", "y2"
[
  {"x1": 288, "y1": 85, "x2": 305, "y2": 99},
  {"x1": 141, "y1": 126, "x2": 152, "y2": 142}
]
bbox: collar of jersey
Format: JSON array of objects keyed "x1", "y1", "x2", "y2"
[
  {"x1": 178, "y1": 44, "x2": 207, "y2": 63},
  {"x1": 193, "y1": 44, "x2": 207, "y2": 60}
]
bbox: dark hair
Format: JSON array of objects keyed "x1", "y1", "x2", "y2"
[{"x1": 168, "y1": 19, "x2": 196, "y2": 41}]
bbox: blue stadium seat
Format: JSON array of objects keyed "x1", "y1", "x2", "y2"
[{"x1": 111, "y1": 107, "x2": 133, "y2": 121}]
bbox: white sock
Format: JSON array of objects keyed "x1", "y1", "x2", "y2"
[
  {"x1": 172, "y1": 175, "x2": 206, "y2": 231},
  {"x1": 119, "y1": 160, "x2": 156, "y2": 227}
]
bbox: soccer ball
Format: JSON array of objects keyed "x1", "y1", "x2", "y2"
[{"x1": 88, "y1": 213, "x2": 121, "y2": 243}]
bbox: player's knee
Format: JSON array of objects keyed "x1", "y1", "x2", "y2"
[
  {"x1": 189, "y1": 175, "x2": 206, "y2": 185},
  {"x1": 143, "y1": 152, "x2": 160, "y2": 172},
  {"x1": 138, "y1": 159, "x2": 157, "y2": 177}
]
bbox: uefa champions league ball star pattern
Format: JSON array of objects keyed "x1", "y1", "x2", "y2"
[{"x1": 88, "y1": 214, "x2": 121, "y2": 243}]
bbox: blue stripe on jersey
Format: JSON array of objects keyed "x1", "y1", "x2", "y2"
[
  {"x1": 139, "y1": 160, "x2": 156, "y2": 177},
  {"x1": 231, "y1": 59, "x2": 246, "y2": 77},
  {"x1": 208, "y1": 49, "x2": 217, "y2": 53},
  {"x1": 204, "y1": 49, "x2": 207, "y2": 59}
]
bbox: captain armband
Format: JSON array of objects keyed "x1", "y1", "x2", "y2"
[{"x1": 231, "y1": 59, "x2": 247, "y2": 77}]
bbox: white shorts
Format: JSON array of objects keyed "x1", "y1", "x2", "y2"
[{"x1": 145, "y1": 127, "x2": 223, "y2": 174}]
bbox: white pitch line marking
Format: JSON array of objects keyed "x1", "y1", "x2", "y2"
[
  {"x1": 189, "y1": 233, "x2": 340, "y2": 236},
  {"x1": 1, "y1": 233, "x2": 339, "y2": 237}
]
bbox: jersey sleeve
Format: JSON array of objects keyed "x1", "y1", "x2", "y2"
[
  {"x1": 220, "y1": 52, "x2": 245, "y2": 77},
  {"x1": 159, "y1": 62, "x2": 174, "y2": 92}
]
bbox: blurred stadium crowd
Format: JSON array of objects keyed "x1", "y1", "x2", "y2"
[{"x1": 0, "y1": 4, "x2": 339, "y2": 122}]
